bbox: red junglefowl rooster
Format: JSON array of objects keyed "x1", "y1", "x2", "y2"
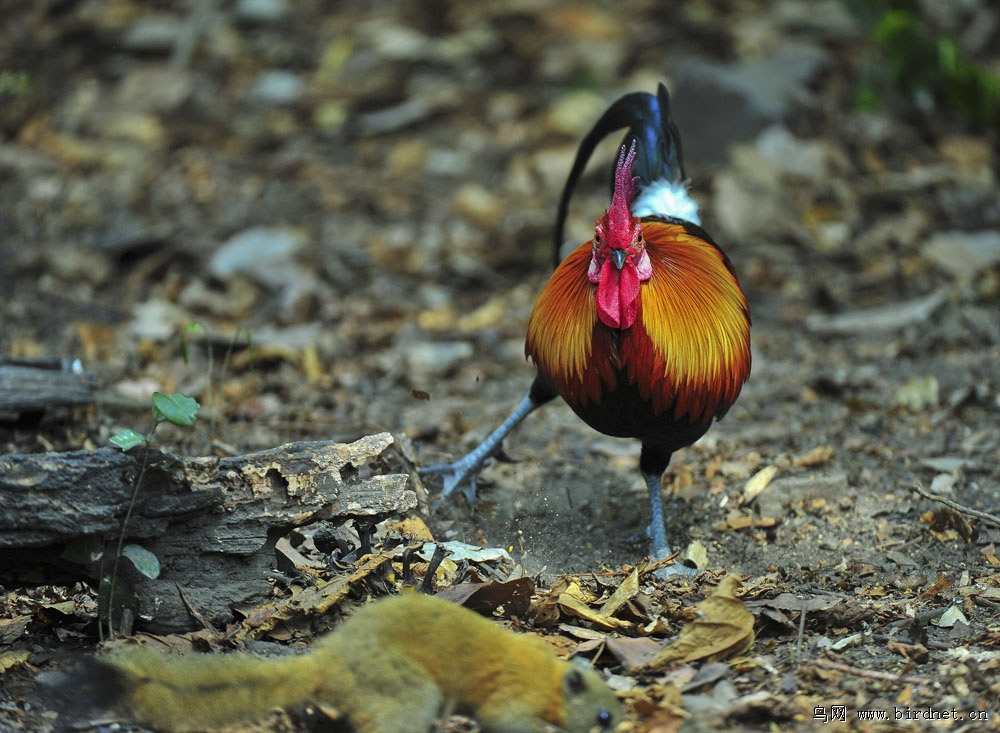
[{"x1": 422, "y1": 84, "x2": 751, "y2": 570}]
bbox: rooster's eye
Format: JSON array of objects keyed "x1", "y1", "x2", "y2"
[{"x1": 594, "y1": 234, "x2": 601, "y2": 244}]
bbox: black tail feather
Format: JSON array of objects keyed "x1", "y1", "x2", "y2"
[{"x1": 552, "y1": 83, "x2": 685, "y2": 266}]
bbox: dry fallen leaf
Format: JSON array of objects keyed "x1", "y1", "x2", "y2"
[
  {"x1": 627, "y1": 683, "x2": 686, "y2": 733},
  {"x1": 532, "y1": 577, "x2": 573, "y2": 627},
  {"x1": 241, "y1": 552, "x2": 391, "y2": 638},
  {"x1": 920, "y1": 507, "x2": 979, "y2": 543},
  {"x1": 679, "y1": 541, "x2": 709, "y2": 570},
  {"x1": 301, "y1": 344, "x2": 324, "y2": 382},
  {"x1": 604, "y1": 635, "x2": 664, "y2": 670},
  {"x1": 638, "y1": 575, "x2": 755, "y2": 672},
  {"x1": 742, "y1": 466, "x2": 778, "y2": 505},
  {"x1": 436, "y1": 577, "x2": 535, "y2": 618},
  {"x1": 792, "y1": 445, "x2": 834, "y2": 467},
  {"x1": 933, "y1": 605, "x2": 969, "y2": 628},
  {"x1": 982, "y1": 544, "x2": 1000, "y2": 566},
  {"x1": 598, "y1": 565, "x2": 641, "y2": 617},
  {"x1": 0, "y1": 649, "x2": 30, "y2": 674},
  {"x1": 887, "y1": 640, "x2": 930, "y2": 664},
  {"x1": 275, "y1": 536, "x2": 326, "y2": 574},
  {"x1": 387, "y1": 516, "x2": 436, "y2": 542},
  {"x1": 0, "y1": 608, "x2": 28, "y2": 640},
  {"x1": 917, "y1": 574, "x2": 953, "y2": 601},
  {"x1": 716, "y1": 514, "x2": 778, "y2": 532},
  {"x1": 557, "y1": 592, "x2": 632, "y2": 631}
]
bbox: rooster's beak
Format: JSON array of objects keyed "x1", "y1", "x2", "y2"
[{"x1": 611, "y1": 249, "x2": 626, "y2": 270}]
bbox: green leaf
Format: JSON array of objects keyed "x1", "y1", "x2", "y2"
[
  {"x1": 854, "y1": 79, "x2": 880, "y2": 113},
  {"x1": 860, "y1": 3, "x2": 1000, "y2": 129},
  {"x1": 43, "y1": 600, "x2": 77, "y2": 616},
  {"x1": 152, "y1": 392, "x2": 200, "y2": 427},
  {"x1": 0, "y1": 71, "x2": 32, "y2": 96},
  {"x1": 121, "y1": 544, "x2": 161, "y2": 579},
  {"x1": 110, "y1": 429, "x2": 146, "y2": 451},
  {"x1": 179, "y1": 321, "x2": 203, "y2": 364}
]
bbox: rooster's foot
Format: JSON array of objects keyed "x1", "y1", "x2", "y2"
[
  {"x1": 623, "y1": 528, "x2": 696, "y2": 578},
  {"x1": 419, "y1": 458, "x2": 487, "y2": 507},
  {"x1": 645, "y1": 479, "x2": 698, "y2": 578},
  {"x1": 649, "y1": 543, "x2": 698, "y2": 579}
]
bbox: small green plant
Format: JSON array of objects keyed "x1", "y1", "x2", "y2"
[
  {"x1": 178, "y1": 321, "x2": 254, "y2": 438},
  {"x1": 845, "y1": 0, "x2": 1000, "y2": 128},
  {"x1": 103, "y1": 391, "x2": 200, "y2": 637},
  {"x1": 0, "y1": 70, "x2": 31, "y2": 97},
  {"x1": 95, "y1": 322, "x2": 249, "y2": 636}
]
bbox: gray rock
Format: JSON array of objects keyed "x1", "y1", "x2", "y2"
[
  {"x1": 249, "y1": 70, "x2": 304, "y2": 105},
  {"x1": 121, "y1": 14, "x2": 182, "y2": 53},
  {"x1": 405, "y1": 341, "x2": 474, "y2": 379},
  {"x1": 922, "y1": 230, "x2": 1000, "y2": 280},
  {"x1": 672, "y1": 44, "x2": 830, "y2": 166},
  {"x1": 235, "y1": 0, "x2": 290, "y2": 23},
  {"x1": 209, "y1": 226, "x2": 304, "y2": 285}
]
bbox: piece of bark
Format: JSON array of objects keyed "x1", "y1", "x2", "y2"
[
  {"x1": 0, "y1": 357, "x2": 99, "y2": 419},
  {"x1": 0, "y1": 433, "x2": 415, "y2": 632}
]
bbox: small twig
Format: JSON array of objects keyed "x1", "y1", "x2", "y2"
[
  {"x1": 794, "y1": 597, "x2": 808, "y2": 663},
  {"x1": 812, "y1": 657, "x2": 932, "y2": 686},
  {"x1": 106, "y1": 422, "x2": 160, "y2": 638},
  {"x1": 911, "y1": 482, "x2": 1000, "y2": 529},
  {"x1": 217, "y1": 326, "x2": 253, "y2": 437},
  {"x1": 177, "y1": 584, "x2": 218, "y2": 633},
  {"x1": 642, "y1": 553, "x2": 685, "y2": 577},
  {"x1": 869, "y1": 633, "x2": 951, "y2": 651}
]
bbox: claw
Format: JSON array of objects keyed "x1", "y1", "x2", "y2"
[
  {"x1": 622, "y1": 525, "x2": 698, "y2": 579},
  {"x1": 420, "y1": 456, "x2": 488, "y2": 507},
  {"x1": 419, "y1": 394, "x2": 541, "y2": 509},
  {"x1": 648, "y1": 545, "x2": 698, "y2": 579}
]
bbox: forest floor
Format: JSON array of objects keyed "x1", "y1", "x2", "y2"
[{"x1": 1, "y1": 1, "x2": 998, "y2": 731}]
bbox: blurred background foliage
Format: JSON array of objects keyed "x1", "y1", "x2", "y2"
[{"x1": 845, "y1": 0, "x2": 1000, "y2": 128}]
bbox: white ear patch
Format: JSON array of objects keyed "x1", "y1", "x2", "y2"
[{"x1": 631, "y1": 179, "x2": 701, "y2": 226}]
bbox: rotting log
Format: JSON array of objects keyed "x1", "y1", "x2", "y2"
[
  {"x1": 0, "y1": 433, "x2": 415, "y2": 632},
  {"x1": 0, "y1": 356, "x2": 99, "y2": 420}
]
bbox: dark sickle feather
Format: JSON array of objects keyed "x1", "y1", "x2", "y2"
[{"x1": 552, "y1": 83, "x2": 686, "y2": 267}]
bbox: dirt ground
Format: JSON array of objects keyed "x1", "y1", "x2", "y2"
[{"x1": 1, "y1": 1, "x2": 999, "y2": 731}]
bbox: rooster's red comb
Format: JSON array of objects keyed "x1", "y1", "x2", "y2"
[{"x1": 607, "y1": 141, "x2": 638, "y2": 234}]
